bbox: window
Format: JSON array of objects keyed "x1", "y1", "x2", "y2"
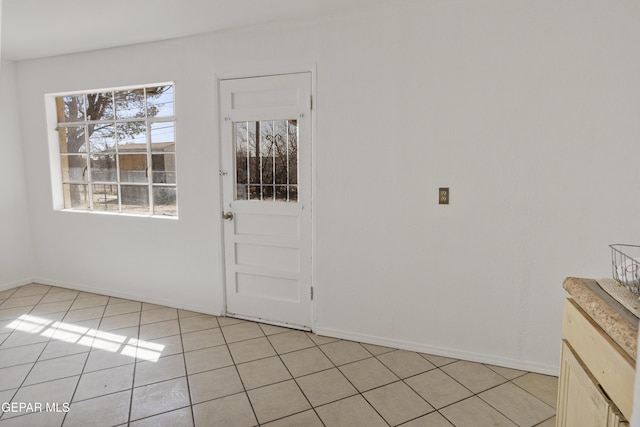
[
  {"x1": 234, "y1": 119, "x2": 298, "y2": 202},
  {"x1": 49, "y1": 83, "x2": 177, "y2": 217}
]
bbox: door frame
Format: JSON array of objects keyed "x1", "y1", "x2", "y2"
[{"x1": 216, "y1": 65, "x2": 317, "y2": 331}]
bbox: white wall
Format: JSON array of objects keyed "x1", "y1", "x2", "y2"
[
  {"x1": 313, "y1": 0, "x2": 640, "y2": 373},
  {"x1": 0, "y1": 59, "x2": 35, "y2": 288},
  {"x1": 0, "y1": 2, "x2": 34, "y2": 288},
  {"x1": 13, "y1": 0, "x2": 640, "y2": 374},
  {"x1": 15, "y1": 22, "x2": 318, "y2": 313}
]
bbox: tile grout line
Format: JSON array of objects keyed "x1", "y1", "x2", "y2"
[
  {"x1": 401, "y1": 365, "x2": 477, "y2": 422},
  {"x1": 262, "y1": 326, "x2": 329, "y2": 427},
  {"x1": 219, "y1": 319, "x2": 261, "y2": 427},
  {"x1": 474, "y1": 377, "x2": 557, "y2": 427},
  {"x1": 0, "y1": 285, "x2": 50, "y2": 423},
  {"x1": 0, "y1": 285, "x2": 68, "y2": 424},
  {"x1": 126, "y1": 297, "x2": 144, "y2": 425},
  {"x1": 61, "y1": 291, "x2": 111, "y2": 427},
  {"x1": 0, "y1": 285, "x2": 91, "y2": 425},
  {"x1": 340, "y1": 343, "x2": 398, "y2": 427},
  {"x1": 114, "y1": 309, "x2": 197, "y2": 423},
  {"x1": 176, "y1": 307, "x2": 197, "y2": 427},
  {"x1": 534, "y1": 414, "x2": 556, "y2": 426},
  {"x1": 416, "y1": 364, "x2": 529, "y2": 426},
  {"x1": 508, "y1": 375, "x2": 557, "y2": 409},
  {"x1": 313, "y1": 339, "x2": 395, "y2": 426},
  {"x1": 351, "y1": 348, "x2": 436, "y2": 423},
  {"x1": 0, "y1": 285, "x2": 558, "y2": 427},
  {"x1": 361, "y1": 346, "x2": 452, "y2": 426}
]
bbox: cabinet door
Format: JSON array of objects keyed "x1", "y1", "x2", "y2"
[
  {"x1": 607, "y1": 412, "x2": 629, "y2": 427},
  {"x1": 562, "y1": 299, "x2": 635, "y2": 419},
  {"x1": 557, "y1": 341, "x2": 627, "y2": 427}
]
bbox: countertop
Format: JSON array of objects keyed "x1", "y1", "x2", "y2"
[{"x1": 563, "y1": 277, "x2": 639, "y2": 361}]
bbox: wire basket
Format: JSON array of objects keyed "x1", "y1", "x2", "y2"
[{"x1": 610, "y1": 244, "x2": 640, "y2": 295}]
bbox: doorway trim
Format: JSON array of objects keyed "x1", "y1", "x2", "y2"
[{"x1": 216, "y1": 65, "x2": 317, "y2": 332}]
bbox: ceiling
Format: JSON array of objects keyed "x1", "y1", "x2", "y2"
[{"x1": 1, "y1": 0, "x2": 374, "y2": 61}]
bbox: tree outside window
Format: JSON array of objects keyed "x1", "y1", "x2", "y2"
[{"x1": 54, "y1": 84, "x2": 177, "y2": 217}]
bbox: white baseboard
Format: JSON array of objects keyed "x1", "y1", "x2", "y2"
[
  {"x1": 6, "y1": 278, "x2": 560, "y2": 375},
  {"x1": 33, "y1": 277, "x2": 224, "y2": 317},
  {"x1": 315, "y1": 326, "x2": 559, "y2": 377},
  {"x1": 0, "y1": 277, "x2": 36, "y2": 292}
]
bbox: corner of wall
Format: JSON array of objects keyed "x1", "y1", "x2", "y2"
[{"x1": 0, "y1": 59, "x2": 38, "y2": 288}]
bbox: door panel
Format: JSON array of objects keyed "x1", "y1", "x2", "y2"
[
  {"x1": 234, "y1": 210, "x2": 300, "y2": 239},
  {"x1": 235, "y1": 244, "x2": 299, "y2": 272},
  {"x1": 220, "y1": 73, "x2": 312, "y2": 330},
  {"x1": 236, "y1": 273, "x2": 300, "y2": 302}
]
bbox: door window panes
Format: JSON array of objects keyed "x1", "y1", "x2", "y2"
[{"x1": 234, "y1": 119, "x2": 298, "y2": 202}]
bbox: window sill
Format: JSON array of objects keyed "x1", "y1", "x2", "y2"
[{"x1": 55, "y1": 208, "x2": 178, "y2": 220}]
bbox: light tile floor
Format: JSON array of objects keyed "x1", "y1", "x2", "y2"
[{"x1": 0, "y1": 283, "x2": 558, "y2": 427}]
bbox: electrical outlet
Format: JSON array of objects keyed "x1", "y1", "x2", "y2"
[{"x1": 439, "y1": 187, "x2": 449, "y2": 204}]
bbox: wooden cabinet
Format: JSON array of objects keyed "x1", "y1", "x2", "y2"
[
  {"x1": 557, "y1": 299, "x2": 633, "y2": 426},
  {"x1": 557, "y1": 341, "x2": 628, "y2": 426}
]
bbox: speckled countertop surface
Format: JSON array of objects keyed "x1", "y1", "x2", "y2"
[{"x1": 563, "y1": 277, "x2": 638, "y2": 361}]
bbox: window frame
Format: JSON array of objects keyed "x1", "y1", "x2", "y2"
[{"x1": 45, "y1": 82, "x2": 178, "y2": 218}]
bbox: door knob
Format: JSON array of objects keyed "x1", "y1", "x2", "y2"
[{"x1": 222, "y1": 211, "x2": 234, "y2": 221}]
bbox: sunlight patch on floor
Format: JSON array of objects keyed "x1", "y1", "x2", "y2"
[{"x1": 5, "y1": 314, "x2": 164, "y2": 362}]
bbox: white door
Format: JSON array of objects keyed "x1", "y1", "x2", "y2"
[{"x1": 219, "y1": 73, "x2": 312, "y2": 330}]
